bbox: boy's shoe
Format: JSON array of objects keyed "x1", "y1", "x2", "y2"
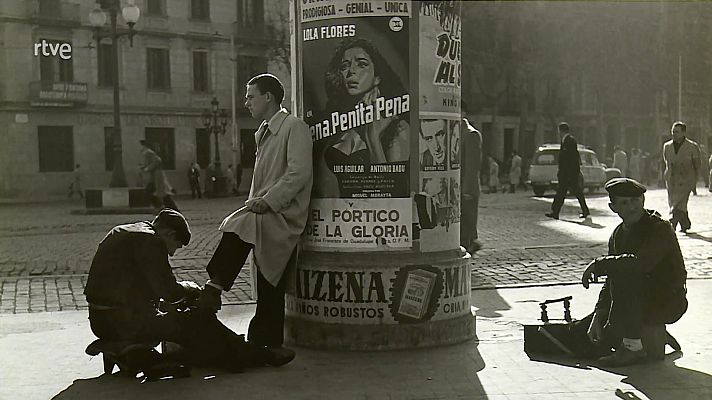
[
  {"x1": 545, "y1": 212, "x2": 559, "y2": 220},
  {"x1": 597, "y1": 347, "x2": 647, "y2": 367}
]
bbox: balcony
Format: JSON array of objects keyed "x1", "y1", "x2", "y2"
[
  {"x1": 29, "y1": 81, "x2": 88, "y2": 107},
  {"x1": 27, "y1": 0, "x2": 81, "y2": 28}
]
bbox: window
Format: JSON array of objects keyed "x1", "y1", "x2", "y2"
[
  {"x1": 39, "y1": 0, "x2": 60, "y2": 16},
  {"x1": 39, "y1": 39, "x2": 73, "y2": 83},
  {"x1": 236, "y1": 55, "x2": 266, "y2": 101},
  {"x1": 145, "y1": 128, "x2": 175, "y2": 170},
  {"x1": 534, "y1": 152, "x2": 557, "y2": 166},
  {"x1": 237, "y1": 0, "x2": 264, "y2": 31},
  {"x1": 38, "y1": 126, "x2": 74, "y2": 172},
  {"x1": 190, "y1": 0, "x2": 210, "y2": 20},
  {"x1": 104, "y1": 127, "x2": 114, "y2": 171},
  {"x1": 195, "y1": 128, "x2": 211, "y2": 168},
  {"x1": 146, "y1": 0, "x2": 165, "y2": 16},
  {"x1": 97, "y1": 43, "x2": 114, "y2": 87},
  {"x1": 192, "y1": 51, "x2": 209, "y2": 92},
  {"x1": 146, "y1": 48, "x2": 170, "y2": 90}
]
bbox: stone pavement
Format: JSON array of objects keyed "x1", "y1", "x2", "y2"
[
  {"x1": 0, "y1": 188, "x2": 711, "y2": 313},
  {"x1": 1, "y1": 280, "x2": 710, "y2": 399}
]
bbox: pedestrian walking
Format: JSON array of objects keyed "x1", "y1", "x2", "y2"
[
  {"x1": 487, "y1": 155, "x2": 499, "y2": 194},
  {"x1": 198, "y1": 74, "x2": 313, "y2": 364},
  {"x1": 188, "y1": 161, "x2": 202, "y2": 199},
  {"x1": 460, "y1": 104, "x2": 482, "y2": 253},
  {"x1": 68, "y1": 163, "x2": 83, "y2": 199},
  {"x1": 663, "y1": 121, "x2": 701, "y2": 232},
  {"x1": 546, "y1": 122, "x2": 590, "y2": 219},
  {"x1": 613, "y1": 145, "x2": 628, "y2": 177},
  {"x1": 508, "y1": 150, "x2": 522, "y2": 193},
  {"x1": 140, "y1": 140, "x2": 179, "y2": 211}
]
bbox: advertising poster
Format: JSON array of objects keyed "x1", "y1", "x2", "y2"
[
  {"x1": 285, "y1": 262, "x2": 471, "y2": 325},
  {"x1": 418, "y1": 2, "x2": 461, "y2": 115},
  {"x1": 304, "y1": 198, "x2": 411, "y2": 249},
  {"x1": 416, "y1": 2, "x2": 461, "y2": 252},
  {"x1": 298, "y1": 0, "x2": 413, "y2": 250},
  {"x1": 299, "y1": 1, "x2": 411, "y2": 200}
]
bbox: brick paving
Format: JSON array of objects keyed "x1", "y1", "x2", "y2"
[{"x1": 0, "y1": 188, "x2": 710, "y2": 313}]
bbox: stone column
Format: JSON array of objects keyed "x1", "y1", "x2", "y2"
[{"x1": 287, "y1": 0, "x2": 474, "y2": 350}]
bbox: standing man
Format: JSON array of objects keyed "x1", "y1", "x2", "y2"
[
  {"x1": 188, "y1": 161, "x2": 202, "y2": 199},
  {"x1": 68, "y1": 163, "x2": 83, "y2": 199},
  {"x1": 546, "y1": 122, "x2": 590, "y2": 219},
  {"x1": 663, "y1": 121, "x2": 700, "y2": 232},
  {"x1": 613, "y1": 145, "x2": 629, "y2": 177},
  {"x1": 460, "y1": 101, "x2": 482, "y2": 253},
  {"x1": 508, "y1": 150, "x2": 522, "y2": 193},
  {"x1": 198, "y1": 74, "x2": 313, "y2": 364}
]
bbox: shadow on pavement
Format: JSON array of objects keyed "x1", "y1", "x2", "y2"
[
  {"x1": 471, "y1": 288, "x2": 511, "y2": 318},
  {"x1": 559, "y1": 217, "x2": 607, "y2": 229},
  {"x1": 527, "y1": 351, "x2": 712, "y2": 399},
  {"x1": 684, "y1": 232, "x2": 712, "y2": 244},
  {"x1": 51, "y1": 340, "x2": 489, "y2": 400}
]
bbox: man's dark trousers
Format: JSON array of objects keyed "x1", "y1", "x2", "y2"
[
  {"x1": 550, "y1": 176, "x2": 590, "y2": 217},
  {"x1": 206, "y1": 232, "x2": 288, "y2": 347}
]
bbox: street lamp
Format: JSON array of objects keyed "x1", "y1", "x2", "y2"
[
  {"x1": 89, "y1": 0, "x2": 140, "y2": 187},
  {"x1": 202, "y1": 97, "x2": 230, "y2": 197}
]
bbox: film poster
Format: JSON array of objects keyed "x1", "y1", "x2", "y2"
[
  {"x1": 298, "y1": 0, "x2": 412, "y2": 249},
  {"x1": 416, "y1": 2, "x2": 462, "y2": 252}
]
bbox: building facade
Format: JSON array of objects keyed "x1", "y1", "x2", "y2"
[{"x1": 0, "y1": 0, "x2": 289, "y2": 199}]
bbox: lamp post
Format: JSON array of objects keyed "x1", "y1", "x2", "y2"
[
  {"x1": 202, "y1": 97, "x2": 230, "y2": 197},
  {"x1": 89, "y1": 0, "x2": 140, "y2": 188}
]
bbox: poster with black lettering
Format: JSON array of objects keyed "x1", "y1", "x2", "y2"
[
  {"x1": 285, "y1": 262, "x2": 471, "y2": 325},
  {"x1": 418, "y1": 1, "x2": 461, "y2": 115},
  {"x1": 304, "y1": 198, "x2": 411, "y2": 249},
  {"x1": 298, "y1": 0, "x2": 411, "y2": 200}
]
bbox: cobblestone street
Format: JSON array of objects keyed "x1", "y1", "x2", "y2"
[{"x1": 1, "y1": 187, "x2": 710, "y2": 313}]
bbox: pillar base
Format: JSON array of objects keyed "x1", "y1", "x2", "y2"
[
  {"x1": 286, "y1": 312, "x2": 475, "y2": 351},
  {"x1": 285, "y1": 249, "x2": 474, "y2": 350}
]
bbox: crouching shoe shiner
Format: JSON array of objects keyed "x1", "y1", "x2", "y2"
[
  {"x1": 84, "y1": 209, "x2": 279, "y2": 380},
  {"x1": 578, "y1": 178, "x2": 688, "y2": 367}
]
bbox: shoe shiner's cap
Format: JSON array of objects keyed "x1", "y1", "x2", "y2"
[
  {"x1": 153, "y1": 208, "x2": 191, "y2": 245},
  {"x1": 605, "y1": 178, "x2": 646, "y2": 199}
]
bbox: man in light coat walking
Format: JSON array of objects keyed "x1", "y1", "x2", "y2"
[
  {"x1": 663, "y1": 121, "x2": 700, "y2": 233},
  {"x1": 198, "y1": 74, "x2": 313, "y2": 365}
]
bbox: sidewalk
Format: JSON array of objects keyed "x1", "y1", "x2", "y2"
[
  {"x1": 1, "y1": 280, "x2": 710, "y2": 400},
  {"x1": 1, "y1": 188, "x2": 711, "y2": 313}
]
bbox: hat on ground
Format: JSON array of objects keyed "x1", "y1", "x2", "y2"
[
  {"x1": 153, "y1": 208, "x2": 191, "y2": 245},
  {"x1": 605, "y1": 178, "x2": 646, "y2": 198}
]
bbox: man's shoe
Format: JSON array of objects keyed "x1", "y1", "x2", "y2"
[
  {"x1": 545, "y1": 212, "x2": 559, "y2": 220},
  {"x1": 597, "y1": 347, "x2": 647, "y2": 367},
  {"x1": 262, "y1": 346, "x2": 296, "y2": 367}
]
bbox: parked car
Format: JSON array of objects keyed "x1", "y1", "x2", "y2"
[{"x1": 527, "y1": 144, "x2": 607, "y2": 197}]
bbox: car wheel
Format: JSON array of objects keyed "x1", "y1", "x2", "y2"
[{"x1": 533, "y1": 186, "x2": 545, "y2": 197}]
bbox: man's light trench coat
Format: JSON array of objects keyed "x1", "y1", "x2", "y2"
[
  {"x1": 219, "y1": 109, "x2": 313, "y2": 286},
  {"x1": 663, "y1": 138, "x2": 700, "y2": 212}
]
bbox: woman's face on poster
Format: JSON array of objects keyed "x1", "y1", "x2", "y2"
[{"x1": 339, "y1": 46, "x2": 381, "y2": 97}]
